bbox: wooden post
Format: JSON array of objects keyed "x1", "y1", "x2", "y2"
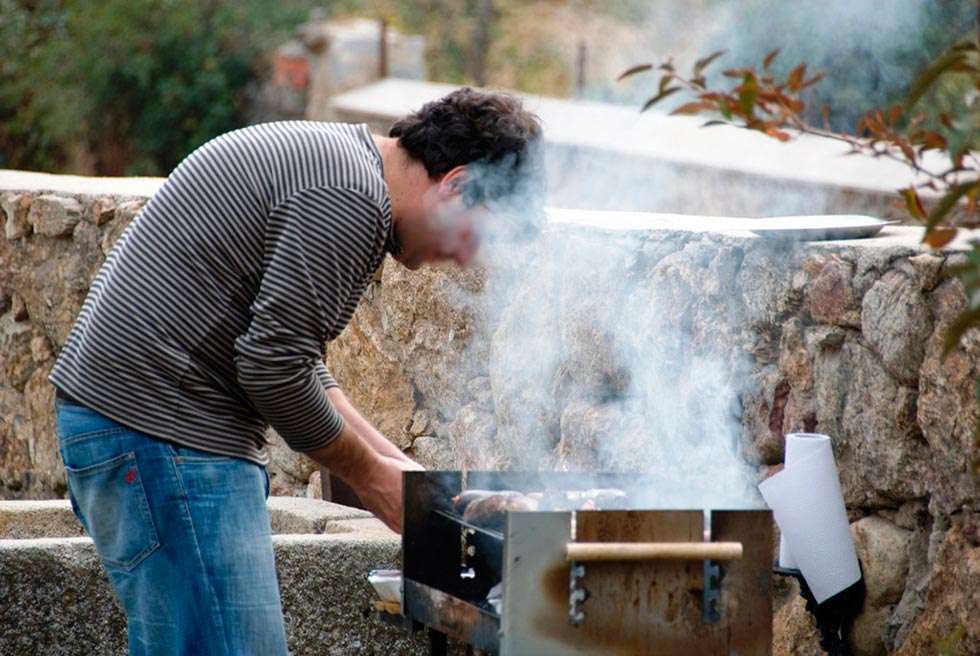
[
  {"x1": 319, "y1": 466, "x2": 366, "y2": 509},
  {"x1": 378, "y1": 17, "x2": 389, "y2": 79}
]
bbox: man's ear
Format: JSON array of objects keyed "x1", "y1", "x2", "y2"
[{"x1": 438, "y1": 165, "x2": 469, "y2": 199}]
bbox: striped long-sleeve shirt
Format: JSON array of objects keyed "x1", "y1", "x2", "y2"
[{"x1": 49, "y1": 122, "x2": 394, "y2": 465}]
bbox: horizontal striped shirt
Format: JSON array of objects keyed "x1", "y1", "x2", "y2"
[{"x1": 50, "y1": 122, "x2": 394, "y2": 465}]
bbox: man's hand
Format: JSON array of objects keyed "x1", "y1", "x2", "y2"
[
  {"x1": 358, "y1": 456, "x2": 424, "y2": 533},
  {"x1": 304, "y1": 423, "x2": 424, "y2": 534}
]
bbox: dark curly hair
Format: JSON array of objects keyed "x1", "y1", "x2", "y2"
[{"x1": 389, "y1": 88, "x2": 544, "y2": 216}]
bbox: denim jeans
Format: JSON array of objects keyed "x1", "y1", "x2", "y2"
[{"x1": 56, "y1": 397, "x2": 289, "y2": 656}]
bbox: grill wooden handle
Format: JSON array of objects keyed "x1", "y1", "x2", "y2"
[{"x1": 565, "y1": 541, "x2": 743, "y2": 561}]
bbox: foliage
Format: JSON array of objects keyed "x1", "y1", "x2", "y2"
[
  {"x1": 622, "y1": 35, "x2": 980, "y2": 472},
  {"x1": 715, "y1": 0, "x2": 976, "y2": 134},
  {"x1": 0, "y1": 0, "x2": 333, "y2": 175}
]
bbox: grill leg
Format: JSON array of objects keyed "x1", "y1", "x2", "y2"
[{"x1": 427, "y1": 628, "x2": 448, "y2": 656}]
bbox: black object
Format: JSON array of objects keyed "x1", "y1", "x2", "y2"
[{"x1": 774, "y1": 562, "x2": 866, "y2": 656}]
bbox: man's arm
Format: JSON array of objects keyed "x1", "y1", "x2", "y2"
[
  {"x1": 303, "y1": 422, "x2": 418, "y2": 533},
  {"x1": 326, "y1": 387, "x2": 414, "y2": 463}
]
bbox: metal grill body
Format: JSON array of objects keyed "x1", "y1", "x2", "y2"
[{"x1": 401, "y1": 471, "x2": 773, "y2": 655}]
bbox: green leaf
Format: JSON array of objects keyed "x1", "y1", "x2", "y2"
[
  {"x1": 902, "y1": 187, "x2": 927, "y2": 220},
  {"x1": 738, "y1": 73, "x2": 758, "y2": 117},
  {"x1": 617, "y1": 63, "x2": 653, "y2": 81},
  {"x1": 907, "y1": 48, "x2": 969, "y2": 107},
  {"x1": 942, "y1": 305, "x2": 980, "y2": 358},
  {"x1": 926, "y1": 180, "x2": 980, "y2": 229}
]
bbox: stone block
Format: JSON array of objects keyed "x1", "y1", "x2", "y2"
[
  {"x1": 806, "y1": 254, "x2": 861, "y2": 327},
  {"x1": 861, "y1": 271, "x2": 932, "y2": 384},
  {"x1": 894, "y1": 514, "x2": 979, "y2": 655},
  {"x1": 846, "y1": 515, "x2": 912, "y2": 656},
  {"x1": 1, "y1": 193, "x2": 32, "y2": 240},
  {"x1": 818, "y1": 339, "x2": 929, "y2": 507},
  {"x1": 410, "y1": 435, "x2": 454, "y2": 470},
  {"x1": 267, "y1": 496, "x2": 372, "y2": 535},
  {"x1": 917, "y1": 278, "x2": 980, "y2": 513},
  {"x1": 306, "y1": 469, "x2": 323, "y2": 499},
  {"x1": 447, "y1": 402, "x2": 499, "y2": 469},
  {"x1": 27, "y1": 195, "x2": 82, "y2": 237},
  {"x1": 88, "y1": 197, "x2": 116, "y2": 225}
]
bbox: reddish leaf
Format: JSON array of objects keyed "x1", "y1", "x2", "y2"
[
  {"x1": 799, "y1": 72, "x2": 825, "y2": 90},
  {"x1": 694, "y1": 50, "x2": 726, "y2": 77},
  {"x1": 821, "y1": 104, "x2": 831, "y2": 129},
  {"x1": 950, "y1": 62, "x2": 980, "y2": 74},
  {"x1": 722, "y1": 67, "x2": 751, "y2": 78},
  {"x1": 763, "y1": 49, "x2": 780, "y2": 70},
  {"x1": 787, "y1": 64, "x2": 807, "y2": 91},
  {"x1": 923, "y1": 226, "x2": 957, "y2": 248},
  {"x1": 617, "y1": 63, "x2": 653, "y2": 81},
  {"x1": 670, "y1": 101, "x2": 715, "y2": 115},
  {"x1": 764, "y1": 126, "x2": 792, "y2": 141},
  {"x1": 640, "y1": 86, "x2": 681, "y2": 112},
  {"x1": 897, "y1": 140, "x2": 916, "y2": 162},
  {"x1": 939, "y1": 112, "x2": 954, "y2": 129},
  {"x1": 887, "y1": 104, "x2": 903, "y2": 125},
  {"x1": 917, "y1": 130, "x2": 948, "y2": 151}
]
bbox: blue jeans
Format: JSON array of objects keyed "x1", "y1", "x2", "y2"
[{"x1": 56, "y1": 398, "x2": 289, "y2": 656}]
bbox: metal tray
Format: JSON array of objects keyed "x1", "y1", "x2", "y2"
[{"x1": 746, "y1": 215, "x2": 893, "y2": 241}]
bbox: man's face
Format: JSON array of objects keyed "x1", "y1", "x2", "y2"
[{"x1": 392, "y1": 173, "x2": 488, "y2": 270}]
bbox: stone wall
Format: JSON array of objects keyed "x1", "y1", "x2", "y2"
[
  {"x1": 2, "y1": 173, "x2": 978, "y2": 654},
  {"x1": 331, "y1": 223, "x2": 978, "y2": 655}
]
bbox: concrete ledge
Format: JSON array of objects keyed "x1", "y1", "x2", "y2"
[
  {"x1": 0, "y1": 500, "x2": 86, "y2": 539},
  {"x1": 0, "y1": 499, "x2": 425, "y2": 655},
  {"x1": 0, "y1": 497, "x2": 379, "y2": 539},
  {"x1": 0, "y1": 169, "x2": 162, "y2": 198}
]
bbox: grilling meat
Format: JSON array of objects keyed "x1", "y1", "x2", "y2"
[
  {"x1": 456, "y1": 491, "x2": 538, "y2": 531},
  {"x1": 451, "y1": 488, "x2": 627, "y2": 531}
]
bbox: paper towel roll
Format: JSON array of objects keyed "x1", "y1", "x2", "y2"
[
  {"x1": 777, "y1": 433, "x2": 830, "y2": 568},
  {"x1": 759, "y1": 433, "x2": 861, "y2": 603}
]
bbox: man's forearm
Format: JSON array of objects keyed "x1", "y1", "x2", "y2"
[
  {"x1": 303, "y1": 421, "x2": 380, "y2": 486},
  {"x1": 326, "y1": 387, "x2": 411, "y2": 462},
  {"x1": 303, "y1": 421, "x2": 410, "y2": 532}
]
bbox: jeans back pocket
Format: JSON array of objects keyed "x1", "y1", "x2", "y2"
[{"x1": 65, "y1": 452, "x2": 160, "y2": 571}]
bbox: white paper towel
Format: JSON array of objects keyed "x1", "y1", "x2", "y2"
[
  {"x1": 777, "y1": 433, "x2": 831, "y2": 568},
  {"x1": 759, "y1": 433, "x2": 861, "y2": 603}
]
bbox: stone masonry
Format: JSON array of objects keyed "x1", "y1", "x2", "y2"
[{"x1": 2, "y1": 172, "x2": 978, "y2": 654}]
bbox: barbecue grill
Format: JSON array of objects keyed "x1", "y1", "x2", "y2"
[{"x1": 381, "y1": 470, "x2": 773, "y2": 655}]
